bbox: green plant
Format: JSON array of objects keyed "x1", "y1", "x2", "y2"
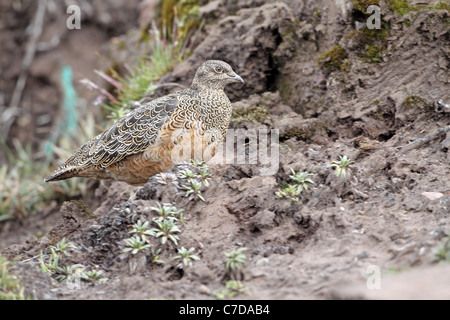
[
  {"x1": 191, "y1": 160, "x2": 211, "y2": 187},
  {"x1": 182, "y1": 179, "x2": 205, "y2": 201},
  {"x1": 275, "y1": 183, "x2": 302, "y2": 202},
  {"x1": 0, "y1": 139, "x2": 53, "y2": 220},
  {"x1": 151, "y1": 248, "x2": 165, "y2": 264},
  {"x1": 179, "y1": 168, "x2": 197, "y2": 181},
  {"x1": 80, "y1": 269, "x2": 108, "y2": 283},
  {"x1": 0, "y1": 109, "x2": 96, "y2": 222},
  {"x1": 39, "y1": 238, "x2": 80, "y2": 278},
  {"x1": 289, "y1": 169, "x2": 315, "y2": 192},
  {"x1": 224, "y1": 247, "x2": 247, "y2": 275},
  {"x1": 173, "y1": 247, "x2": 200, "y2": 267},
  {"x1": 276, "y1": 170, "x2": 314, "y2": 202},
  {"x1": 54, "y1": 264, "x2": 84, "y2": 283},
  {"x1": 212, "y1": 280, "x2": 247, "y2": 299},
  {"x1": 150, "y1": 218, "x2": 181, "y2": 246},
  {"x1": 433, "y1": 233, "x2": 450, "y2": 263},
  {"x1": 0, "y1": 255, "x2": 28, "y2": 300},
  {"x1": 122, "y1": 235, "x2": 152, "y2": 255},
  {"x1": 197, "y1": 165, "x2": 211, "y2": 187},
  {"x1": 225, "y1": 280, "x2": 248, "y2": 295},
  {"x1": 329, "y1": 155, "x2": 355, "y2": 179},
  {"x1": 50, "y1": 238, "x2": 77, "y2": 256},
  {"x1": 178, "y1": 161, "x2": 211, "y2": 200},
  {"x1": 129, "y1": 220, "x2": 154, "y2": 239},
  {"x1": 39, "y1": 248, "x2": 60, "y2": 276},
  {"x1": 151, "y1": 202, "x2": 184, "y2": 218},
  {"x1": 151, "y1": 202, "x2": 186, "y2": 225}
]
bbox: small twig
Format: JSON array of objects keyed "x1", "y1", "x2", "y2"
[
  {"x1": 79, "y1": 78, "x2": 119, "y2": 103},
  {"x1": 94, "y1": 69, "x2": 123, "y2": 89}
]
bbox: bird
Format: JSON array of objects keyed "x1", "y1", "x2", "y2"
[{"x1": 45, "y1": 60, "x2": 244, "y2": 186}]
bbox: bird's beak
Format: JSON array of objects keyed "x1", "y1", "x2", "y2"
[{"x1": 228, "y1": 72, "x2": 244, "y2": 84}]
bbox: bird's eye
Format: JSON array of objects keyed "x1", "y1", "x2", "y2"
[{"x1": 214, "y1": 66, "x2": 223, "y2": 73}]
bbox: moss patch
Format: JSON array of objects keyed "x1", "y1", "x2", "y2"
[
  {"x1": 402, "y1": 95, "x2": 432, "y2": 110},
  {"x1": 317, "y1": 45, "x2": 349, "y2": 73},
  {"x1": 365, "y1": 44, "x2": 382, "y2": 62},
  {"x1": 434, "y1": 2, "x2": 450, "y2": 12},
  {"x1": 353, "y1": 0, "x2": 380, "y2": 14},
  {"x1": 387, "y1": 0, "x2": 413, "y2": 15},
  {"x1": 345, "y1": 21, "x2": 390, "y2": 63},
  {"x1": 232, "y1": 106, "x2": 270, "y2": 124},
  {"x1": 386, "y1": 0, "x2": 449, "y2": 16},
  {"x1": 280, "y1": 121, "x2": 326, "y2": 142}
]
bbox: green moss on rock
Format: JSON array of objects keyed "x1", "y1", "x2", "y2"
[
  {"x1": 365, "y1": 44, "x2": 382, "y2": 62},
  {"x1": 280, "y1": 121, "x2": 326, "y2": 142},
  {"x1": 387, "y1": 0, "x2": 413, "y2": 15},
  {"x1": 232, "y1": 106, "x2": 270, "y2": 124},
  {"x1": 344, "y1": 20, "x2": 390, "y2": 63},
  {"x1": 434, "y1": 2, "x2": 450, "y2": 12},
  {"x1": 317, "y1": 45, "x2": 349, "y2": 73},
  {"x1": 353, "y1": 0, "x2": 380, "y2": 14},
  {"x1": 402, "y1": 95, "x2": 431, "y2": 110}
]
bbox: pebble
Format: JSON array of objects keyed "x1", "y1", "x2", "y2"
[{"x1": 421, "y1": 192, "x2": 444, "y2": 201}]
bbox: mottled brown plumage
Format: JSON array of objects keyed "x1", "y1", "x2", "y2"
[{"x1": 45, "y1": 60, "x2": 244, "y2": 185}]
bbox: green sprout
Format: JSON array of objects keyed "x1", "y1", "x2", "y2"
[
  {"x1": 151, "y1": 202, "x2": 184, "y2": 219},
  {"x1": 191, "y1": 160, "x2": 211, "y2": 187},
  {"x1": 225, "y1": 280, "x2": 247, "y2": 295},
  {"x1": 224, "y1": 247, "x2": 247, "y2": 275},
  {"x1": 129, "y1": 220, "x2": 154, "y2": 238},
  {"x1": 179, "y1": 168, "x2": 197, "y2": 181},
  {"x1": 329, "y1": 155, "x2": 354, "y2": 179},
  {"x1": 190, "y1": 160, "x2": 206, "y2": 167},
  {"x1": 276, "y1": 169, "x2": 314, "y2": 202},
  {"x1": 50, "y1": 238, "x2": 78, "y2": 256},
  {"x1": 151, "y1": 248, "x2": 165, "y2": 264},
  {"x1": 173, "y1": 247, "x2": 200, "y2": 267},
  {"x1": 179, "y1": 161, "x2": 210, "y2": 201},
  {"x1": 122, "y1": 235, "x2": 152, "y2": 255},
  {"x1": 198, "y1": 165, "x2": 211, "y2": 187},
  {"x1": 275, "y1": 183, "x2": 302, "y2": 202},
  {"x1": 40, "y1": 239, "x2": 78, "y2": 275},
  {"x1": 80, "y1": 270, "x2": 108, "y2": 283},
  {"x1": 212, "y1": 280, "x2": 247, "y2": 299},
  {"x1": 150, "y1": 218, "x2": 181, "y2": 246},
  {"x1": 433, "y1": 233, "x2": 450, "y2": 263},
  {"x1": 0, "y1": 255, "x2": 28, "y2": 300},
  {"x1": 182, "y1": 179, "x2": 205, "y2": 201},
  {"x1": 289, "y1": 170, "x2": 314, "y2": 192},
  {"x1": 54, "y1": 264, "x2": 84, "y2": 283},
  {"x1": 39, "y1": 248, "x2": 60, "y2": 275},
  {"x1": 39, "y1": 239, "x2": 84, "y2": 282}
]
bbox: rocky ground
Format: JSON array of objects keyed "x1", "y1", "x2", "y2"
[{"x1": 0, "y1": 0, "x2": 449, "y2": 299}]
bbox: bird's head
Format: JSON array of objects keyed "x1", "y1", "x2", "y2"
[{"x1": 191, "y1": 60, "x2": 244, "y2": 91}]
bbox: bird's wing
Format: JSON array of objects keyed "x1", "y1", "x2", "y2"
[{"x1": 63, "y1": 93, "x2": 182, "y2": 170}]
